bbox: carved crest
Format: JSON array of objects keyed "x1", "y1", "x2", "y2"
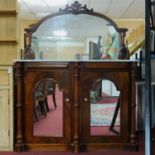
[{"x1": 59, "y1": 1, "x2": 93, "y2": 14}]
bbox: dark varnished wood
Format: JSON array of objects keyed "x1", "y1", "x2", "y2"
[
  {"x1": 14, "y1": 61, "x2": 137, "y2": 152},
  {"x1": 129, "y1": 63, "x2": 137, "y2": 150},
  {"x1": 72, "y1": 62, "x2": 80, "y2": 152},
  {"x1": 14, "y1": 61, "x2": 72, "y2": 151},
  {"x1": 14, "y1": 62, "x2": 25, "y2": 151}
]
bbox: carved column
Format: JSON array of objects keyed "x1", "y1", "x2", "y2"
[
  {"x1": 130, "y1": 63, "x2": 137, "y2": 150},
  {"x1": 15, "y1": 62, "x2": 25, "y2": 151},
  {"x1": 73, "y1": 62, "x2": 80, "y2": 152}
]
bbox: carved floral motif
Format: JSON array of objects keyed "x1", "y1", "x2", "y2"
[{"x1": 59, "y1": 1, "x2": 93, "y2": 14}]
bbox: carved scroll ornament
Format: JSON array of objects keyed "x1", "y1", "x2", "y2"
[{"x1": 59, "y1": 1, "x2": 93, "y2": 14}]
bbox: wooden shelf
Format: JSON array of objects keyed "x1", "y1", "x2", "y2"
[
  {"x1": 0, "y1": 40, "x2": 17, "y2": 44},
  {"x1": 0, "y1": 10, "x2": 17, "y2": 16}
]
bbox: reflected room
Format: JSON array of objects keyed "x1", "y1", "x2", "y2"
[
  {"x1": 30, "y1": 14, "x2": 119, "y2": 61},
  {"x1": 90, "y1": 80, "x2": 120, "y2": 136},
  {"x1": 32, "y1": 78, "x2": 63, "y2": 137}
]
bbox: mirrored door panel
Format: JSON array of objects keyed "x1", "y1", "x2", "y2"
[
  {"x1": 90, "y1": 80, "x2": 120, "y2": 136},
  {"x1": 32, "y1": 78, "x2": 63, "y2": 137}
]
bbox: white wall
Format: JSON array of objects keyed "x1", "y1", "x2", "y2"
[{"x1": 102, "y1": 80, "x2": 120, "y2": 96}]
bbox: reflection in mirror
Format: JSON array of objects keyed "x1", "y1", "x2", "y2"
[
  {"x1": 33, "y1": 78, "x2": 63, "y2": 137},
  {"x1": 31, "y1": 14, "x2": 120, "y2": 60},
  {"x1": 90, "y1": 80, "x2": 120, "y2": 136}
]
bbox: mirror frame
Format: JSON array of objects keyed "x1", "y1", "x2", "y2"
[{"x1": 23, "y1": 1, "x2": 128, "y2": 59}]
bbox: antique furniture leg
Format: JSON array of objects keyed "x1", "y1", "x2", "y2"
[
  {"x1": 38, "y1": 100, "x2": 47, "y2": 118},
  {"x1": 45, "y1": 78, "x2": 57, "y2": 110},
  {"x1": 33, "y1": 92, "x2": 46, "y2": 120},
  {"x1": 45, "y1": 97, "x2": 50, "y2": 112},
  {"x1": 33, "y1": 106, "x2": 39, "y2": 121},
  {"x1": 109, "y1": 97, "x2": 120, "y2": 134},
  {"x1": 52, "y1": 90, "x2": 57, "y2": 109}
]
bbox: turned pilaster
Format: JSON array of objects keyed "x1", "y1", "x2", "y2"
[
  {"x1": 73, "y1": 62, "x2": 80, "y2": 152},
  {"x1": 15, "y1": 62, "x2": 25, "y2": 151},
  {"x1": 130, "y1": 63, "x2": 137, "y2": 149}
]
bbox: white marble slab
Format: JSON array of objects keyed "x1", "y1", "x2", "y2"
[{"x1": 13, "y1": 59, "x2": 139, "y2": 63}]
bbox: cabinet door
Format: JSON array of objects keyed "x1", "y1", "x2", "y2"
[
  {"x1": 23, "y1": 62, "x2": 72, "y2": 151},
  {"x1": 80, "y1": 63, "x2": 131, "y2": 149},
  {"x1": 0, "y1": 66, "x2": 13, "y2": 151}
]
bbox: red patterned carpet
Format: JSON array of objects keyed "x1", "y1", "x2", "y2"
[
  {"x1": 33, "y1": 89, "x2": 63, "y2": 136},
  {"x1": 91, "y1": 103, "x2": 120, "y2": 126}
]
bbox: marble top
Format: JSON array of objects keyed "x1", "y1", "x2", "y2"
[{"x1": 13, "y1": 59, "x2": 139, "y2": 63}]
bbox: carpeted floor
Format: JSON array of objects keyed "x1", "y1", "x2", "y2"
[
  {"x1": 91, "y1": 103, "x2": 120, "y2": 135},
  {"x1": 91, "y1": 126, "x2": 120, "y2": 135},
  {"x1": 33, "y1": 88, "x2": 63, "y2": 136},
  {"x1": 91, "y1": 103, "x2": 120, "y2": 126}
]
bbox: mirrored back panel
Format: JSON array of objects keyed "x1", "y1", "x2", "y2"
[
  {"x1": 31, "y1": 14, "x2": 119, "y2": 60},
  {"x1": 23, "y1": 1, "x2": 128, "y2": 61}
]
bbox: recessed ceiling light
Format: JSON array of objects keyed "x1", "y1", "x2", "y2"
[
  {"x1": 107, "y1": 25, "x2": 116, "y2": 35},
  {"x1": 53, "y1": 29, "x2": 67, "y2": 37}
]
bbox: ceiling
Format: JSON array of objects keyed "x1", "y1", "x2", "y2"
[{"x1": 19, "y1": 0, "x2": 145, "y2": 20}]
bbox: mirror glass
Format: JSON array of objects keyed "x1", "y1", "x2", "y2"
[
  {"x1": 33, "y1": 79, "x2": 63, "y2": 137},
  {"x1": 31, "y1": 14, "x2": 120, "y2": 60},
  {"x1": 90, "y1": 80, "x2": 120, "y2": 136}
]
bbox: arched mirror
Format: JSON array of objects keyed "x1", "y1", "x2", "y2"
[
  {"x1": 31, "y1": 15, "x2": 120, "y2": 60},
  {"x1": 90, "y1": 80, "x2": 120, "y2": 136},
  {"x1": 23, "y1": 1, "x2": 129, "y2": 61}
]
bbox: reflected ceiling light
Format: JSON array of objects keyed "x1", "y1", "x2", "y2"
[
  {"x1": 53, "y1": 29, "x2": 67, "y2": 37},
  {"x1": 41, "y1": 36, "x2": 71, "y2": 41},
  {"x1": 45, "y1": 0, "x2": 67, "y2": 6},
  {"x1": 107, "y1": 25, "x2": 116, "y2": 35}
]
